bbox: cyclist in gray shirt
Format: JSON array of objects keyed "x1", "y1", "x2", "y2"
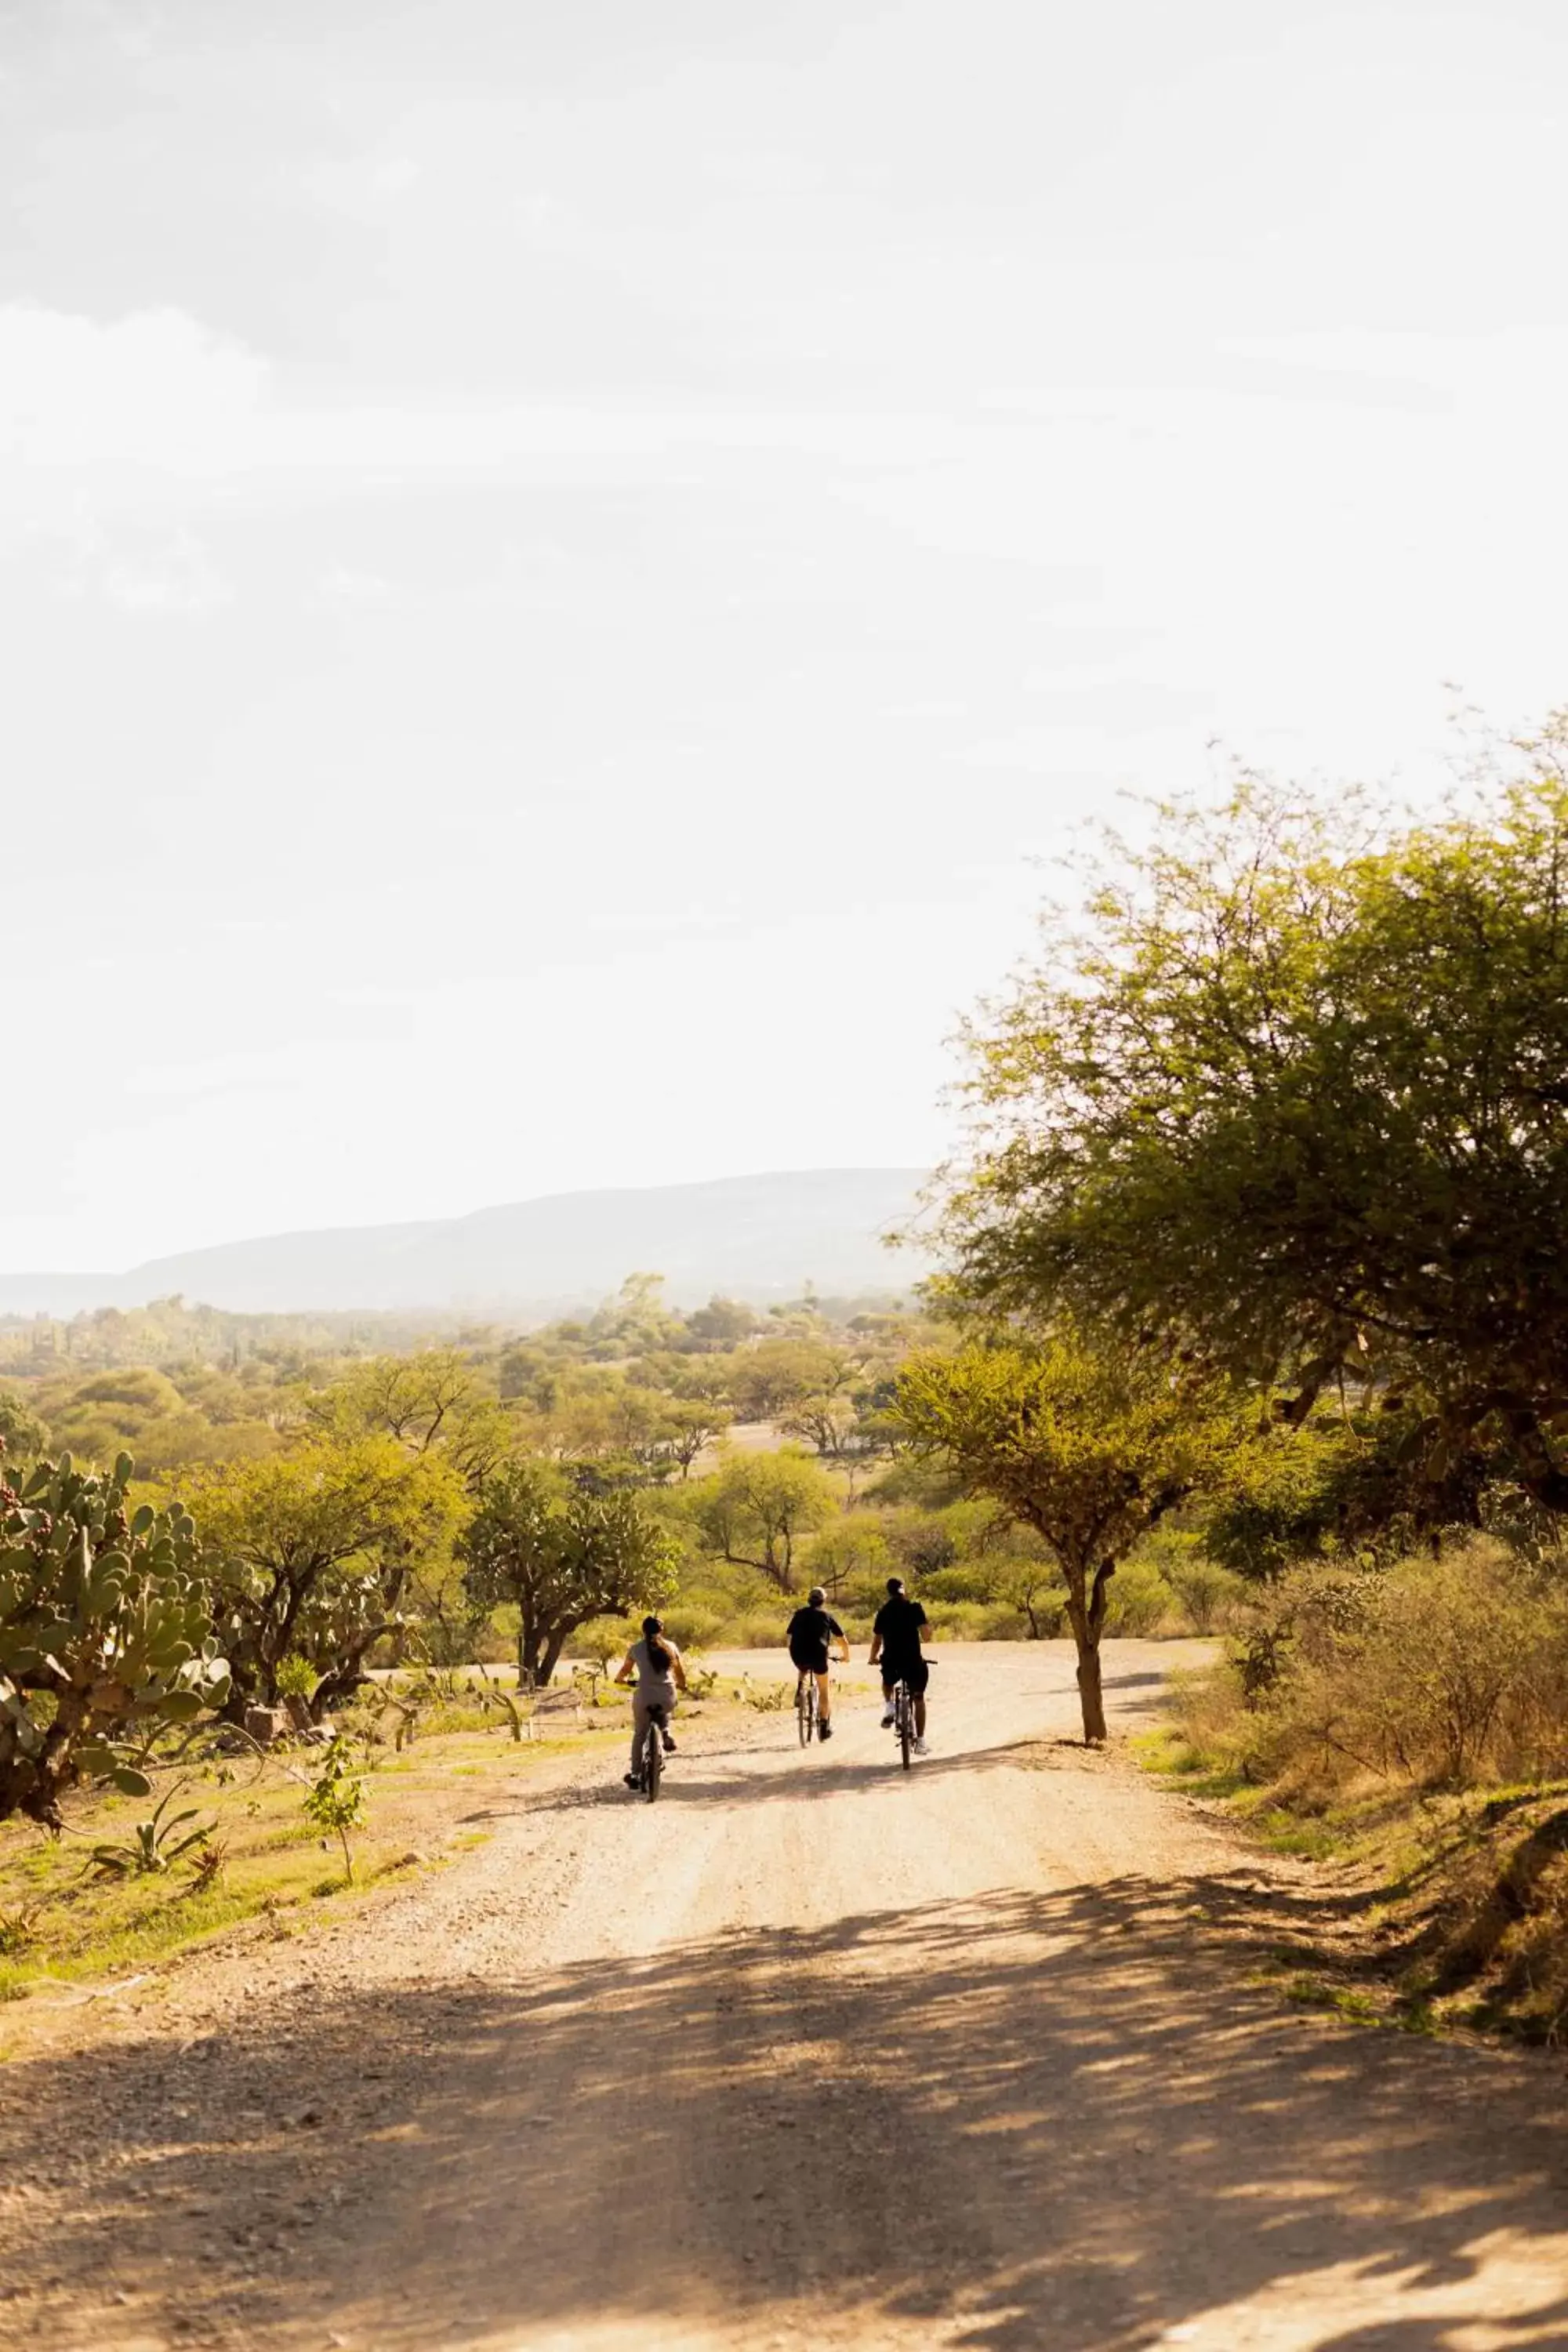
[{"x1": 614, "y1": 1614, "x2": 688, "y2": 1791}]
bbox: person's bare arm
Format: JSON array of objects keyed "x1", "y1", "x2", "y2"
[
  {"x1": 613, "y1": 1649, "x2": 636, "y2": 1686},
  {"x1": 835, "y1": 1635, "x2": 850, "y2": 1662},
  {"x1": 868, "y1": 1633, "x2": 882, "y2": 1665},
  {"x1": 670, "y1": 1643, "x2": 688, "y2": 1693}
]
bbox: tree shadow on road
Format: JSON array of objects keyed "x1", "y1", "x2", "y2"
[{"x1": 5, "y1": 1875, "x2": 1568, "y2": 2350}]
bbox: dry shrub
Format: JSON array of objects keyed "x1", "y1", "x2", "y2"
[{"x1": 1225, "y1": 1540, "x2": 1568, "y2": 1796}]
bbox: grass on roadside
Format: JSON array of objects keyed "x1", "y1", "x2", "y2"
[
  {"x1": 1135, "y1": 1549, "x2": 1568, "y2": 2047},
  {"x1": 0, "y1": 1694, "x2": 650, "y2": 2016}
]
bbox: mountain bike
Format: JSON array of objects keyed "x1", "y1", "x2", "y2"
[
  {"x1": 891, "y1": 1675, "x2": 916, "y2": 1770},
  {"x1": 634, "y1": 1704, "x2": 668, "y2": 1802},
  {"x1": 796, "y1": 1671, "x2": 819, "y2": 1748},
  {"x1": 888, "y1": 1661, "x2": 934, "y2": 1770}
]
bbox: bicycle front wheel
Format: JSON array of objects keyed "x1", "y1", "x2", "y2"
[{"x1": 645, "y1": 1733, "x2": 662, "y2": 1802}]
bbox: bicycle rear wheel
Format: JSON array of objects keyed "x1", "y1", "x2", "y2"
[
  {"x1": 797, "y1": 1678, "x2": 815, "y2": 1747},
  {"x1": 645, "y1": 1730, "x2": 662, "y2": 1802},
  {"x1": 898, "y1": 1689, "x2": 913, "y2": 1771}
]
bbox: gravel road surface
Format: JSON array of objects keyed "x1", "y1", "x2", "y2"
[{"x1": 2, "y1": 1642, "x2": 1566, "y2": 2351}]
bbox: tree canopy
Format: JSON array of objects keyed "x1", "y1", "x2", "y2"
[
  {"x1": 458, "y1": 1462, "x2": 677, "y2": 1686},
  {"x1": 896, "y1": 1337, "x2": 1242, "y2": 1738},
  {"x1": 183, "y1": 1436, "x2": 464, "y2": 1719},
  {"x1": 693, "y1": 1449, "x2": 837, "y2": 1588},
  {"x1": 935, "y1": 735, "x2": 1568, "y2": 1521}
]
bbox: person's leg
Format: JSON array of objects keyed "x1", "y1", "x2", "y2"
[
  {"x1": 659, "y1": 1700, "x2": 676, "y2": 1751},
  {"x1": 815, "y1": 1669, "x2": 832, "y2": 1724},
  {"x1": 912, "y1": 1663, "x2": 931, "y2": 1746},
  {"x1": 629, "y1": 1695, "x2": 652, "y2": 1781},
  {"x1": 880, "y1": 1675, "x2": 896, "y2": 1725}
]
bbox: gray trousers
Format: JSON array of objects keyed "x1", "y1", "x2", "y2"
[{"x1": 630, "y1": 1693, "x2": 674, "y2": 1775}]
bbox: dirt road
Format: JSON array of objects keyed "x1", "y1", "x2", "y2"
[{"x1": 4, "y1": 1644, "x2": 1567, "y2": 2351}]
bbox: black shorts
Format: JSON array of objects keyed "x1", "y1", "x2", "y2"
[
  {"x1": 880, "y1": 1657, "x2": 929, "y2": 1696},
  {"x1": 790, "y1": 1650, "x2": 830, "y2": 1675}
]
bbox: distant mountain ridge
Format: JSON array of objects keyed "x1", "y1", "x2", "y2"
[{"x1": 0, "y1": 1170, "x2": 934, "y2": 1319}]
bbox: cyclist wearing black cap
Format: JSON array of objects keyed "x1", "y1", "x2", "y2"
[
  {"x1": 785, "y1": 1584, "x2": 848, "y2": 1740},
  {"x1": 869, "y1": 1575, "x2": 931, "y2": 1754}
]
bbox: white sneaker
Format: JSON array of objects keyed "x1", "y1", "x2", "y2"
[
  {"x1": 913, "y1": 1737, "x2": 931, "y2": 1755},
  {"x1": 880, "y1": 1704, "x2": 895, "y2": 1728}
]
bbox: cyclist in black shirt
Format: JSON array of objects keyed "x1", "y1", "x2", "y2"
[
  {"x1": 869, "y1": 1576, "x2": 931, "y2": 1754},
  {"x1": 785, "y1": 1584, "x2": 849, "y2": 1740}
]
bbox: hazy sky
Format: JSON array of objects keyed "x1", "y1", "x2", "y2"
[{"x1": 4, "y1": 0, "x2": 1566, "y2": 1270}]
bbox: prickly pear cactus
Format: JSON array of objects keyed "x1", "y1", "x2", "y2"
[{"x1": 0, "y1": 1443, "x2": 230, "y2": 1828}]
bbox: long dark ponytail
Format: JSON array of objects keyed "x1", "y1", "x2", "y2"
[{"x1": 643, "y1": 1613, "x2": 670, "y2": 1674}]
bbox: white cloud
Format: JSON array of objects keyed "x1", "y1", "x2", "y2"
[
  {"x1": 0, "y1": 305, "x2": 267, "y2": 470},
  {"x1": 309, "y1": 565, "x2": 397, "y2": 612},
  {"x1": 0, "y1": 301, "x2": 968, "y2": 489},
  {"x1": 34, "y1": 495, "x2": 232, "y2": 615},
  {"x1": 100, "y1": 531, "x2": 231, "y2": 615},
  {"x1": 293, "y1": 151, "x2": 423, "y2": 220}
]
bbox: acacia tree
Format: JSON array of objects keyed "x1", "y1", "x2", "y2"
[
  {"x1": 458, "y1": 1462, "x2": 677, "y2": 1687},
  {"x1": 934, "y1": 738, "x2": 1568, "y2": 1526},
  {"x1": 304, "y1": 1351, "x2": 515, "y2": 1668},
  {"x1": 779, "y1": 1395, "x2": 861, "y2": 1460},
  {"x1": 693, "y1": 1450, "x2": 837, "y2": 1589},
  {"x1": 896, "y1": 1339, "x2": 1241, "y2": 1740},
  {"x1": 662, "y1": 1400, "x2": 731, "y2": 1479},
  {"x1": 307, "y1": 1350, "x2": 512, "y2": 1490},
  {"x1": 184, "y1": 1437, "x2": 464, "y2": 1720}
]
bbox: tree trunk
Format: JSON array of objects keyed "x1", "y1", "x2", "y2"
[
  {"x1": 1075, "y1": 1640, "x2": 1108, "y2": 1744},
  {"x1": 1064, "y1": 1555, "x2": 1115, "y2": 1744},
  {"x1": 535, "y1": 1622, "x2": 572, "y2": 1690},
  {"x1": 517, "y1": 1601, "x2": 540, "y2": 1690}
]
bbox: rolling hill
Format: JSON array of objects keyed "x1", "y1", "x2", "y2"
[{"x1": 0, "y1": 1169, "x2": 934, "y2": 1319}]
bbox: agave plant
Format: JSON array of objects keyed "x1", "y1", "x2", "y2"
[{"x1": 90, "y1": 1780, "x2": 214, "y2": 1878}]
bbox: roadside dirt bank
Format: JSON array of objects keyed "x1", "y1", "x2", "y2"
[{"x1": 2, "y1": 1642, "x2": 1566, "y2": 2351}]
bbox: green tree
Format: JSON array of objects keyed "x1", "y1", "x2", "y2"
[
  {"x1": 683, "y1": 1296, "x2": 758, "y2": 1348},
  {"x1": 896, "y1": 1339, "x2": 1240, "y2": 1740},
  {"x1": 935, "y1": 739, "x2": 1568, "y2": 1523},
  {"x1": 184, "y1": 1437, "x2": 464, "y2": 1720},
  {"x1": 307, "y1": 1350, "x2": 511, "y2": 1490},
  {"x1": 693, "y1": 1450, "x2": 837, "y2": 1589},
  {"x1": 1, "y1": 1446, "x2": 230, "y2": 1827},
  {"x1": 779, "y1": 1394, "x2": 861, "y2": 1460},
  {"x1": 805, "y1": 1516, "x2": 894, "y2": 1606},
  {"x1": 0, "y1": 1383, "x2": 48, "y2": 1466},
  {"x1": 726, "y1": 1340, "x2": 851, "y2": 1423},
  {"x1": 662, "y1": 1399, "x2": 731, "y2": 1479},
  {"x1": 458, "y1": 1462, "x2": 677, "y2": 1687}
]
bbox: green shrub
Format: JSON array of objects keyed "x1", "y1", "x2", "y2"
[
  {"x1": 662, "y1": 1600, "x2": 728, "y2": 1651},
  {"x1": 1163, "y1": 1554, "x2": 1248, "y2": 1635},
  {"x1": 274, "y1": 1653, "x2": 316, "y2": 1700},
  {"x1": 920, "y1": 1565, "x2": 1006, "y2": 1606},
  {"x1": 1103, "y1": 1556, "x2": 1176, "y2": 1638}
]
